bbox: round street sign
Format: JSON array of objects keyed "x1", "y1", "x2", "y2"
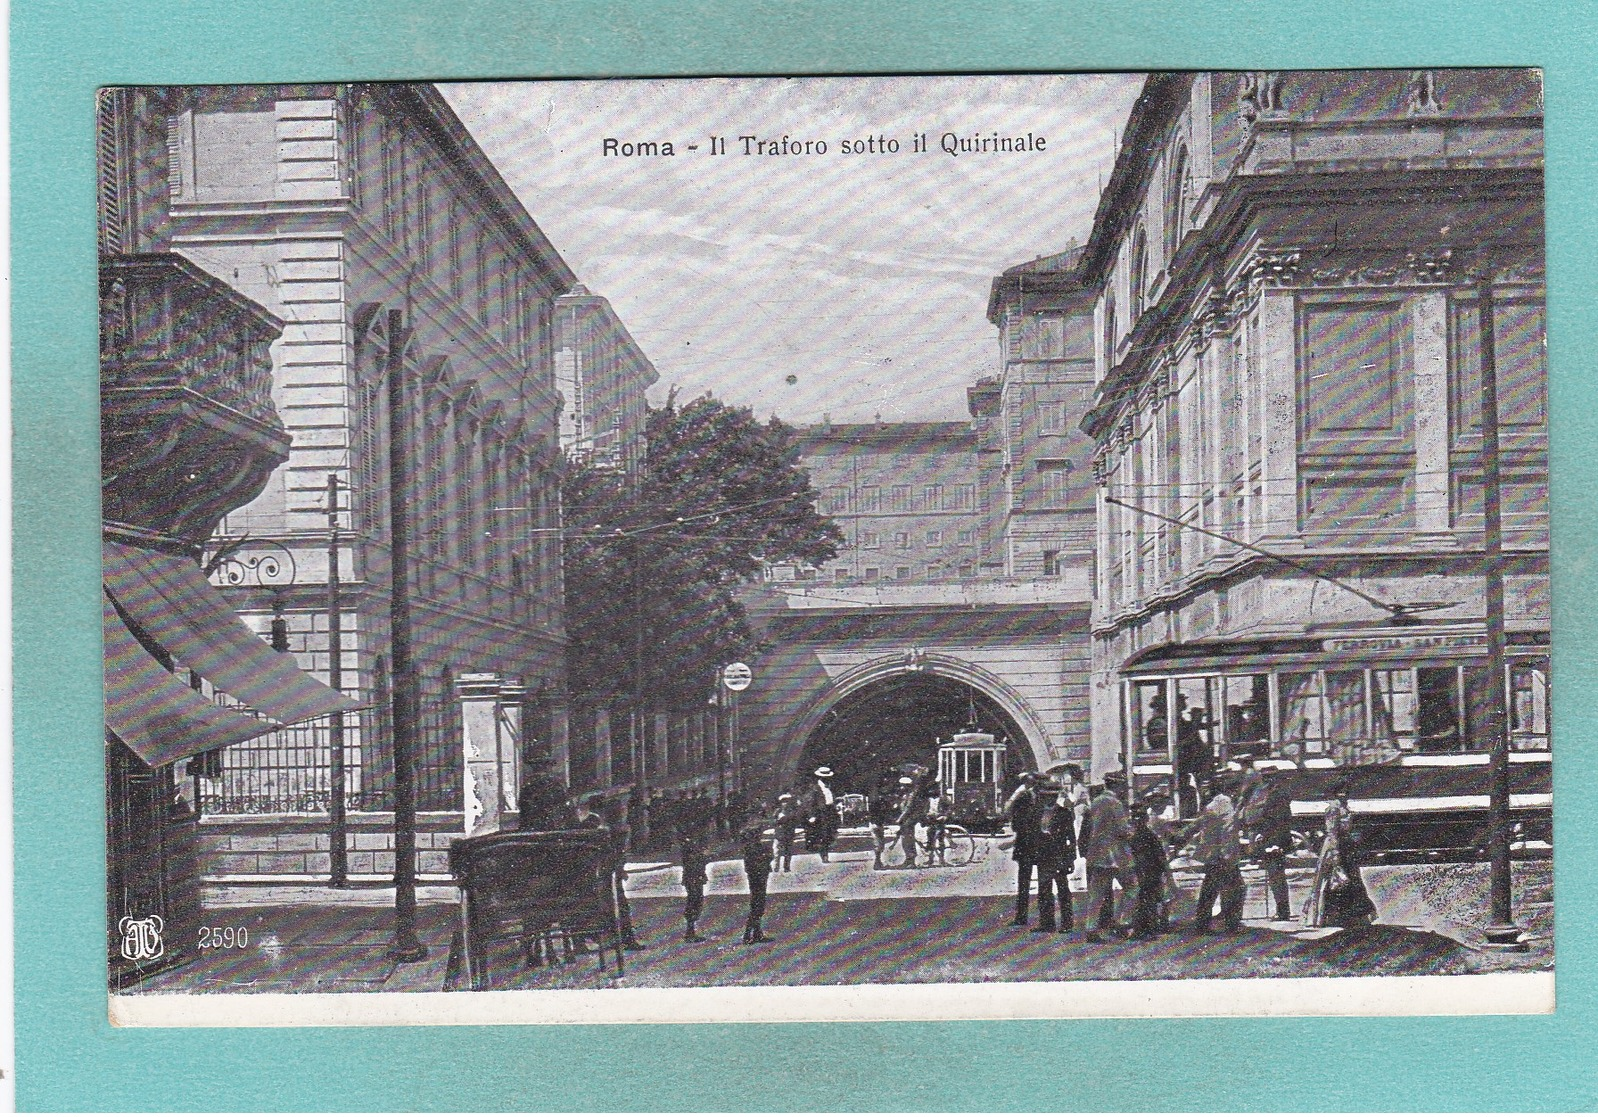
[{"x1": 722, "y1": 661, "x2": 753, "y2": 692}]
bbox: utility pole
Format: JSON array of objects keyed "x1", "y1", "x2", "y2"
[
  {"x1": 327, "y1": 473, "x2": 348, "y2": 887},
  {"x1": 631, "y1": 530, "x2": 649, "y2": 844},
  {"x1": 1479, "y1": 282, "x2": 1526, "y2": 951},
  {"x1": 385, "y1": 309, "x2": 426, "y2": 962}
]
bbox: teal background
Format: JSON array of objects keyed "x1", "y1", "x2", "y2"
[{"x1": 13, "y1": 0, "x2": 1598, "y2": 1110}]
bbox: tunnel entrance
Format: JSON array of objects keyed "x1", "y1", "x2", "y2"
[{"x1": 795, "y1": 672, "x2": 1032, "y2": 796}]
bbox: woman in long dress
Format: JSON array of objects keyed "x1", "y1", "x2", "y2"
[{"x1": 1302, "y1": 783, "x2": 1378, "y2": 929}]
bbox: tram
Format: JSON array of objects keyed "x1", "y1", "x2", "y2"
[
  {"x1": 1117, "y1": 627, "x2": 1553, "y2": 865},
  {"x1": 937, "y1": 732, "x2": 1008, "y2": 832}
]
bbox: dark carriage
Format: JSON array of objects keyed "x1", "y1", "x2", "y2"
[{"x1": 443, "y1": 829, "x2": 625, "y2": 991}]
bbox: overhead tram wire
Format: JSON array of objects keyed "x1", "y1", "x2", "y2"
[{"x1": 1101, "y1": 494, "x2": 1460, "y2": 624}]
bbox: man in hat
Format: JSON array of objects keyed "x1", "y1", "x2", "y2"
[
  {"x1": 1032, "y1": 778, "x2": 1078, "y2": 933},
  {"x1": 1079, "y1": 770, "x2": 1133, "y2": 941},
  {"x1": 804, "y1": 766, "x2": 840, "y2": 863},
  {"x1": 868, "y1": 773, "x2": 901, "y2": 870},
  {"x1": 1187, "y1": 778, "x2": 1245, "y2": 933},
  {"x1": 739, "y1": 822, "x2": 774, "y2": 943},
  {"x1": 1238, "y1": 765, "x2": 1294, "y2": 923},
  {"x1": 893, "y1": 773, "x2": 933, "y2": 868},
  {"x1": 1003, "y1": 772, "x2": 1044, "y2": 926}
]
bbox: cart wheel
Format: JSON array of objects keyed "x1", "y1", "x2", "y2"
[{"x1": 942, "y1": 826, "x2": 976, "y2": 867}]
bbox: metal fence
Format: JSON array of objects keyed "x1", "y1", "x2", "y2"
[{"x1": 201, "y1": 699, "x2": 463, "y2": 816}]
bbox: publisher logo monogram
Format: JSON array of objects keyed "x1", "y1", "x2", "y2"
[{"x1": 118, "y1": 915, "x2": 165, "y2": 962}]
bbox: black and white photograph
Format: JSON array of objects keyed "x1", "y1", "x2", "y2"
[{"x1": 98, "y1": 70, "x2": 1552, "y2": 1024}]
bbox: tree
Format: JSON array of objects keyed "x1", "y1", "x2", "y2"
[{"x1": 562, "y1": 392, "x2": 842, "y2": 706}]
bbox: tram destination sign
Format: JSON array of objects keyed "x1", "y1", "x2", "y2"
[
  {"x1": 721, "y1": 661, "x2": 753, "y2": 691},
  {"x1": 1323, "y1": 632, "x2": 1487, "y2": 654}
]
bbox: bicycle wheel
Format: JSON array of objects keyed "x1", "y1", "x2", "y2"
[{"x1": 941, "y1": 826, "x2": 976, "y2": 867}]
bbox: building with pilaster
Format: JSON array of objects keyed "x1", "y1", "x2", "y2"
[
  {"x1": 136, "y1": 82, "x2": 576, "y2": 874},
  {"x1": 1077, "y1": 70, "x2": 1547, "y2": 795}
]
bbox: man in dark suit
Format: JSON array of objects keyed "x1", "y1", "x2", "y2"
[
  {"x1": 1032, "y1": 780, "x2": 1077, "y2": 933},
  {"x1": 1004, "y1": 772, "x2": 1043, "y2": 926}
]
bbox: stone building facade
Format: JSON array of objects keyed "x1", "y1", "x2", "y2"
[
  {"x1": 1076, "y1": 70, "x2": 1548, "y2": 795},
  {"x1": 792, "y1": 421, "x2": 985, "y2": 583},
  {"x1": 973, "y1": 247, "x2": 1101, "y2": 579},
  {"x1": 554, "y1": 283, "x2": 657, "y2": 483},
  {"x1": 145, "y1": 83, "x2": 576, "y2": 870}
]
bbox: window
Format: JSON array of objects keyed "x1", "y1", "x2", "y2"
[
  {"x1": 863, "y1": 567, "x2": 880, "y2": 581},
  {"x1": 1510, "y1": 661, "x2": 1550, "y2": 749},
  {"x1": 927, "y1": 563, "x2": 943, "y2": 579},
  {"x1": 957, "y1": 528, "x2": 976, "y2": 546},
  {"x1": 1042, "y1": 550, "x2": 1061, "y2": 576},
  {"x1": 923, "y1": 484, "x2": 943, "y2": 511},
  {"x1": 833, "y1": 567, "x2": 849, "y2": 581},
  {"x1": 1039, "y1": 402, "x2": 1066, "y2": 434},
  {"x1": 858, "y1": 485, "x2": 881, "y2": 512},
  {"x1": 1019, "y1": 313, "x2": 1066, "y2": 359},
  {"x1": 1038, "y1": 460, "x2": 1076, "y2": 508},
  {"x1": 926, "y1": 529, "x2": 943, "y2": 547},
  {"x1": 958, "y1": 563, "x2": 974, "y2": 578},
  {"x1": 448, "y1": 203, "x2": 462, "y2": 297},
  {"x1": 893, "y1": 531, "x2": 910, "y2": 550},
  {"x1": 1103, "y1": 291, "x2": 1118, "y2": 365},
  {"x1": 1129, "y1": 228, "x2": 1148, "y2": 320},
  {"x1": 822, "y1": 486, "x2": 850, "y2": 514},
  {"x1": 1164, "y1": 145, "x2": 1189, "y2": 260},
  {"x1": 861, "y1": 530, "x2": 880, "y2": 549},
  {"x1": 895, "y1": 565, "x2": 910, "y2": 580},
  {"x1": 953, "y1": 483, "x2": 976, "y2": 510},
  {"x1": 889, "y1": 485, "x2": 910, "y2": 512}
]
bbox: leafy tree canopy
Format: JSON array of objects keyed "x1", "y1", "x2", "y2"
[{"x1": 562, "y1": 392, "x2": 841, "y2": 706}]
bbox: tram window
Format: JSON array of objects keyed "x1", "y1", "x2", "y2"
[
  {"x1": 1130, "y1": 680, "x2": 1167, "y2": 758},
  {"x1": 1511, "y1": 663, "x2": 1549, "y2": 747},
  {"x1": 1279, "y1": 671, "x2": 1326, "y2": 754},
  {"x1": 1176, "y1": 678, "x2": 1216, "y2": 760},
  {"x1": 1372, "y1": 669, "x2": 1417, "y2": 750},
  {"x1": 1223, "y1": 676, "x2": 1270, "y2": 749},
  {"x1": 1416, "y1": 667, "x2": 1463, "y2": 752},
  {"x1": 1463, "y1": 664, "x2": 1496, "y2": 755},
  {"x1": 1326, "y1": 670, "x2": 1367, "y2": 747}
]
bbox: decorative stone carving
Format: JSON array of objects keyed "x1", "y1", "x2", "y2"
[
  {"x1": 1238, "y1": 71, "x2": 1287, "y2": 136},
  {"x1": 1406, "y1": 70, "x2": 1442, "y2": 116}
]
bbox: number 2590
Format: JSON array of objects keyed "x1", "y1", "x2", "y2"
[{"x1": 199, "y1": 926, "x2": 249, "y2": 949}]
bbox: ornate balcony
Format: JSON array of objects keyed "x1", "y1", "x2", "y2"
[{"x1": 100, "y1": 253, "x2": 291, "y2": 545}]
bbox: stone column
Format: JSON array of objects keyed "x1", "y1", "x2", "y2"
[
  {"x1": 1257, "y1": 289, "x2": 1299, "y2": 539},
  {"x1": 1411, "y1": 289, "x2": 1455, "y2": 542},
  {"x1": 457, "y1": 672, "x2": 506, "y2": 838},
  {"x1": 593, "y1": 706, "x2": 613, "y2": 789}
]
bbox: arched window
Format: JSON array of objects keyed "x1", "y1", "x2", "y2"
[
  {"x1": 1164, "y1": 146, "x2": 1189, "y2": 259},
  {"x1": 1103, "y1": 290, "x2": 1118, "y2": 367},
  {"x1": 1130, "y1": 228, "x2": 1149, "y2": 321}
]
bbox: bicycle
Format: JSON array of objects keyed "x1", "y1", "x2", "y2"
[{"x1": 927, "y1": 821, "x2": 977, "y2": 867}]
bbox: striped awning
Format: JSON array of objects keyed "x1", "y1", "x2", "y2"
[
  {"x1": 103, "y1": 592, "x2": 279, "y2": 767},
  {"x1": 102, "y1": 539, "x2": 359, "y2": 765}
]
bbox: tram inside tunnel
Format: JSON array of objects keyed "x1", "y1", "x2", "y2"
[{"x1": 796, "y1": 672, "x2": 1034, "y2": 796}]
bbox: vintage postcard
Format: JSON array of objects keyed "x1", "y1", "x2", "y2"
[{"x1": 100, "y1": 71, "x2": 1552, "y2": 1025}]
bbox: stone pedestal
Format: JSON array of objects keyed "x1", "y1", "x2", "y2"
[{"x1": 457, "y1": 672, "x2": 522, "y2": 838}]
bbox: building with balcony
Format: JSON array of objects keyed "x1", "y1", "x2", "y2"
[
  {"x1": 1076, "y1": 70, "x2": 1547, "y2": 801},
  {"x1": 98, "y1": 88, "x2": 356, "y2": 982},
  {"x1": 554, "y1": 284, "x2": 657, "y2": 483},
  {"x1": 119, "y1": 82, "x2": 577, "y2": 871}
]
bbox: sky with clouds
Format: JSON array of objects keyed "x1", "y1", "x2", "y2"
[{"x1": 443, "y1": 76, "x2": 1144, "y2": 425}]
